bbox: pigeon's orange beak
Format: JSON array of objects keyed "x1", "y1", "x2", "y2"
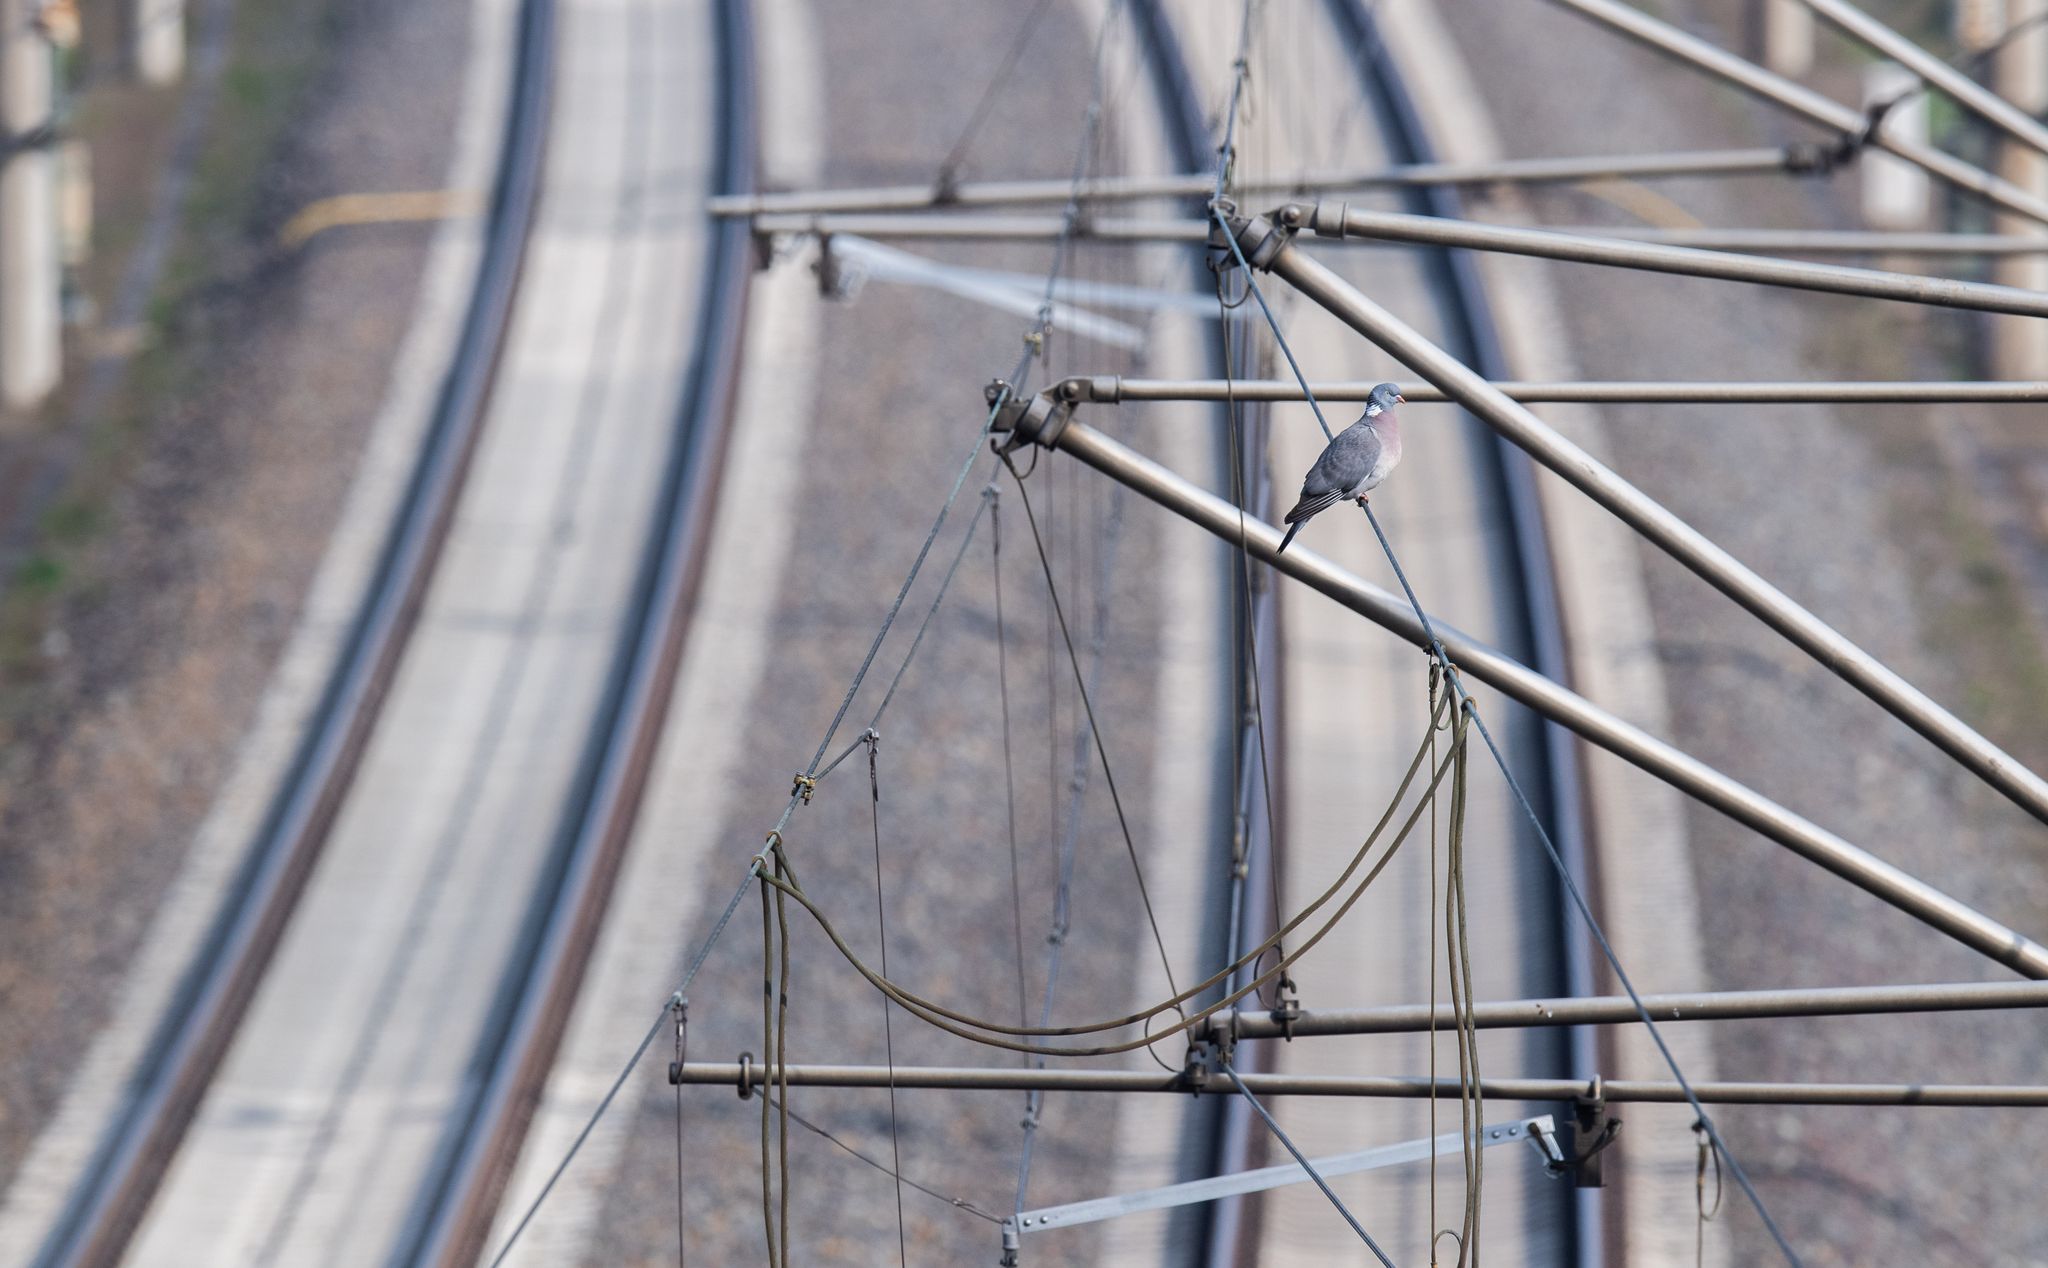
[{"x1": 1395, "y1": 393, "x2": 1406, "y2": 403}]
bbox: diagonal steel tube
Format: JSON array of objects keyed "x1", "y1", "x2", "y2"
[
  {"x1": 1244, "y1": 216, "x2": 2048, "y2": 836},
  {"x1": 1000, "y1": 413, "x2": 2048, "y2": 977},
  {"x1": 1070, "y1": 376, "x2": 2048, "y2": 403},
  {"x1": 1299, "y1": 205, "x2": 2048, "y2": 315},
  {"x1": 1548, "y1": 0, "x2": 2048, "y2": 227},
  {"x1": 1795, "y1": 0, "x2": 2048, "y2": 161}
]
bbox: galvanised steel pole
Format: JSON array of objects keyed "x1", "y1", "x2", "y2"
[
  {"x1": 1214, "y1": 979, "x2": 2048, "y2": 1038},
  {"x1": 679, "y1": 1062, "x2": 2048, "y2": 1107},
  {"x1": 1239, "y1": 208, "x2": 2048, "y2": 836},
  {"x1": 1068, "y1": 376, "x2": 2048, "y2": 404},
  {"x1": 1298, "y1": 205, "x2": 2048, "y2": 315},
  {"x1": 1794, "y1": 0, "x2": 2048, "y2": 162},
  {"x1": 1548, "y1": 0, "x2": 2048, "y2": 227},
  {"x1": 708, "y1": 148, "x2": 1807, "y2": 216},
  {"x1": 992, "y1": 407, "x2": 2048, "y2": 978}
]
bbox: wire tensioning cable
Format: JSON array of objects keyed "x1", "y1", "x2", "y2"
[{"x1": 1221, "y1": 1062, "x2": 1397, "y2": 1267}]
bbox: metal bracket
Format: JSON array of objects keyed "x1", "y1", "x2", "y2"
[
  {"x1": 987, "y1": 381, "x2": 1073, "y2": 452},
  {"x1": 1207, "y1": 206, "x2": 1292, "y2": 273},
  {"x1": 1534, "y1": 1076, "x2": 1621, "y2": 1188},
  {"x1": 665, "y1": 997, "x2": 689, "y2": 1085},
  {"x1": 735, "y1": 1051, "x2": 755, "y2": 1100},
  {"x1": 1268, "y1": 976, "x2": 1302, "y2": 1041},
  {"x1": 1180, "y1": 1024, "x2": 1234, "y2": 1095},
  {"x1": 1000, "y1": 1114, "x2": 1556, "y2": 1258}
]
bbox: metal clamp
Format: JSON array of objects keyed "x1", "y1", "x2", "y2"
[
  {"x1": 1180, "y1": 1025, "x2": 1235, "y2": 1095},
  {"x1": 1536, "y1": 1076, "x2": 1621, "y2": 1188},
  {"x1": 988, "y1": 384, "x2": 1074, "y2": 453},
  {"x1": 1207, "y1": 207, "x2": 1292, "y2": 272},
  {"x1": 1268, "y1": 976, "x2": 1302, "y2": 1041},
  {"x1": 736, "y1": 1052, "x2": 755, "y2": 1100},
  {"x1": 666, "y1": 997, "x2": 689, "y2": 1085}
]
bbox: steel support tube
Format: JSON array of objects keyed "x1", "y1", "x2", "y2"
[
  {"x1": 750, "y1": 212, "x2": 1209, "y2": 242},
  {"x1": 1073, "y1": 376, "x2": 2048, "y2": 404},
  {"x1": 1304, "y1": 205, "x2": 2048, "y2": 316},
  {"x1": 1568, "y1": 227, "x2": 2048, "y2": 255},
  {"x1": 709, "y1": 148, "x2": 1803, "y2": 216},
  {"x1": 1548, "y1": 0, "x2": 2048, "y2": 227},
  {"x1": 1260, "y1": 232, "x2": 2048, "y2": 835},
  {"x1": 678, "y1": 1062, "x2": 2048, "y2": 1107},
  {"x1": 1796, "y1": 0, "x2": 2048, "y2": 161},
  {"x1": 1217, "y1": 979, "x2": 2048, "y2": 1038},
  {"x1": 1036, "y1": 417, "x2": 2048, "y2": 977}
]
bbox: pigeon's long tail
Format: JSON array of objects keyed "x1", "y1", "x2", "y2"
[{"x1": 1277, "y1": 521, "x2": 1301, "y2": 554}]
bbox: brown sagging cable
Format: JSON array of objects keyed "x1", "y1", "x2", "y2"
[
  {"x1": 772, "y1": 684, "x2": 1451, "y2": 1044},
  {"x1": 763, "y1": 707, "x2": 1471, "y2": 1060},
  {"x1": 1446, "y1": 699, "x2": 1482, "y2": 1264},
  {"x1": 774, "y1": 842, "x2": 793, "y2": 1265},
  {"x1": 757, "y1": 872, "x2": 779, "y2": 1268}
]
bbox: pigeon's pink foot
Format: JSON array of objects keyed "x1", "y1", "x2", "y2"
[{"x1": 1355, "y1": 494, "x2": 1370, "y2": 506}]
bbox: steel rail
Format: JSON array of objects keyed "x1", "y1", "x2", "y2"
[
  {"x1": 1248, "y1": 213, "x2": 2048, "y2": 834},
  {"x1": 1547, "y1": 0, "x2": 2048, "y2": 227},
  {"x1": 398, "y1": 0, "x2": 757, "y2": 1263},
  {"x1": 1067, "y1": 376, "x2": 2048, "y2": 403},
  {"x1": 679, "y1": 1061, "x2": 2048, "y2": 1108},
  {"x1": 1211, "y1": 979, "x2": 2048, "y2": 1038},
  {"x1": 707, "y1": 147, "x2": 1808, "y2": 216},
  {"x1": 1297, "y1": 204, "x2": 2048, "y2": 316},
  {"x1": 751, "y1": 211, "x2": 1208, "y2": 240},
  {"x1": 1794, "y1": 0, "x2": 2048, "y2": 161},
  {"x1": 28, "y1": 2, "x2": 559, "y2": 1265},
  {"x1": 991, "y1": 411, "x2": 2048, "y2": 978}
]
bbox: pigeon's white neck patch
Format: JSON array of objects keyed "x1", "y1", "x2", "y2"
[{"x1": 1365, "y1": 401, "x2": 1383, "y2": 417}]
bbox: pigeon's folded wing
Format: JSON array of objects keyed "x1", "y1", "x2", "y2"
[{"x1": 1284, "y1": 485, "x2": 1350, "y2": 525}]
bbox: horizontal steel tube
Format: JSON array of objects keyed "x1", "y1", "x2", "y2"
[
  {"x1": 1796, "y1": 0, "x2": 2048, "y2": 161},
  {"x1": 755, "y1": 211, "x2": 2048, "y2": 270},
  {"x1": 1218, "y1": 980, "x2": 2048, "y2": 1038},
  {"x1": 1263, "y1": 235, "x2": 2048, "y2": 837},
  {"x1": 679, "y1": 1062, "x2": 2048, "y2": 1107},
  {"x1": 750, "y1": 213, "x2": 1209, "y2": 241},
  {"x1": 1548, "y1": 0, "x2": 2048, "y2": 226},
  {"x1": 1074, "y1": 376, "x2": 2048, "y2": 404},
  {"x1": 1306, "y1": 205, "x2": 2048, "y2": 316},
  {"x1": 1045, "y1": 418, "x2": 2048, "y2": 977},
  {"x1": 708, "y1": 148, "x2": 1803, "y2": 215}
]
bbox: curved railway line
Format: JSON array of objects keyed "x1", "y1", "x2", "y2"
[
  {"x1": 24, "y1": 0, "x2": 757, "y2": 1261},
  {"x1": 34, "y1": 0, "x2": 557, "y2": 1260}
]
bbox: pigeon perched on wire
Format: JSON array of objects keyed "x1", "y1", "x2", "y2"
[{"x1": 1276, "y1": 382, "x2": 1405, "y2": 553}]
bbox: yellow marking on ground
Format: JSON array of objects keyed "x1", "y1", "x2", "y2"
[
  {"x1": 1569, "y1": 177, "x2": 1705, "y2": 229},
  {"x1": 277, "y1": 190, "x2": 485, "y2": 250}
]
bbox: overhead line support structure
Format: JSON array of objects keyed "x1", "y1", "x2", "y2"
[
  {"x1": 1221, "y1": 202, "x2": 2048, "y2": 837},
  {"x1": 679, "y1": 1062, "x2": 2048, "y2": 1108},
  {"x1": 988, "y1": 392, "x2": 2048, "y2": 978},
  {"x1": 1547, "y1": 0, "x2": 2048, "y2": 227}
]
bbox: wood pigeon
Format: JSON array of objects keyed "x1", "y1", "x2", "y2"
[{"x1": 1277, "y1": 382, "x2": 1405, "y2": 553}]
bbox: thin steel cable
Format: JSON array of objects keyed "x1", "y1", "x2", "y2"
[
  {"x1": 486, "y1": 859, "x2": 763, "y2": 1268},
  {"x1": 867, "y1": 736, "x2": 911, "y2": 1268},
  {"x1": 766, "y1": 1095, "x2": 1004, "y2": 1224},
  {"x1": 935, "y1": 0, "x2": 1060, "y2": 185},
  {"x1": 672, "y1": 998, "x2": 687, "y2": 1268},
  {"x1": 1220, "y1": 1062, "x2": 1397, "y2": 1266},
  {"x1": 989, "y1": 488, "x2": 1033, "y2": 1039},
  {"x1": 1003, "y1": 460, "x2": 1184, "y2": 1016},
  {"x1": 758, "y1": 869, "x2": 780, "y2": 1268}
]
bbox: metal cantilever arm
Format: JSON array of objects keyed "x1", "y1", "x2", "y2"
[
  {"x1": 993, "y1": 406, "x2": 2048, "y2": 978},
  {"x1": 1231, "y1": 206, "x2": 2048, "y2": 838},
  {"x1": 1547, "y1": 0, "x2": 2048, "y2": 227}
]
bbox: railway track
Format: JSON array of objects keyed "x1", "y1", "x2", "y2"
[
  {"x1": 32, "y1": 0, "x2": 556, "y2": 1260},
  {"x1": 24, "y1": 0, "x2": 756, "y2": 1262}
]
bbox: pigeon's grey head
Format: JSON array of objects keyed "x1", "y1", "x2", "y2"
[{"x1": 1364, "y1": 382, "x2": 1405, "y2": 416}]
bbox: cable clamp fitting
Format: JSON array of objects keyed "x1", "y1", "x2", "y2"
[
  {"x1": 1269, "y1": 975, "x2": 1302, "y2": 1041},
  {"x1": 1537, "y1": 1075, "x2": 1621, "y2": 1188},
  {"x1": 790, "y1": 773, "x2": 817, "y2": 805},
  {"x1": 666, "y1": 996, "x2": 690, "y2": 1085},
  {"x1": 736, "y1": 1051, "x2": 755, "y2": 1100}
]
